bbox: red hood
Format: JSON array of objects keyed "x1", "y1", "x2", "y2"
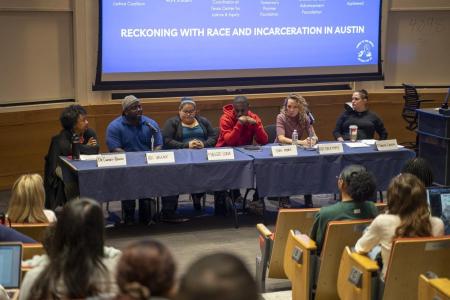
[{"x1": 222, "y1": 103, "x2": 259, "y2": 121}]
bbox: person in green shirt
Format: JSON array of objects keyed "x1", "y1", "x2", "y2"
[{"x1": 310, "y1": 164, "x2": 378, "y2": 253}]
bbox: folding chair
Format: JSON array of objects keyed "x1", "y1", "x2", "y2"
[
  {"x1": 256, "y1": 208, "x2": 319, "y2": 291},
  {"x1": 338, "y1": 235, "x2": 450, "y2": 300}
]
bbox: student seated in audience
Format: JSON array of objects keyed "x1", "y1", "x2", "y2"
[
  {"x1": 161, "y1": 97, "x2": 217, "y2": 218},
  {"x1": 177, "y1": 253, "x2": 259, "y2": 300},
  {"x1": 355, "y1": 174, "x2": 444, "y2": 280},
  {"x1": 44, "y1": 104, "x2": 99, "y2": 209},
  {"x1": 215, "y1": 95, "x2": 268, "y2": 211},
  {"x1": 333, "y1": 89, "x2": 388, "y2": 141},
  {"x1": 7, "y1": 174, "x2": 56, "y2": 224},
  {"x1": 310, "y1": 165, "x2": 378, "y2": 253},
  {"x1": 19, "y1": 198, "x2": 120, "y2": 300},
  {"x1": 401, "y1": 157, "x2": 434, "y2": 187},
  {"x1": 0, "y1": 224, "x2": 36, "y2": 243},
  {"x1": 276, "y1": 93, "x2": 319, "y2": 208},
  {"x1": 115, "y1": 240, "x2": 176, "y2": 300}
]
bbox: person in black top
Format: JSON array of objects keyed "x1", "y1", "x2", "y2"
[
  {"x1": 333, "y1": 89, "x2": 388, "y2": 141},
  {"x1": 161, "y1": 97, "x2": 217, "y2": 220},
  {"x1": 44, "y1": 105, "x2": 99, "y2": 209}
]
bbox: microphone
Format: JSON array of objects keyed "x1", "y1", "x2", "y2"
[
  {"x1": 145, "y1": 121, "x2": 159, "y2": 133},
  {"x1": 307, "y1": 111, "x2": 315, "y2": 125},
  {"x1": 439, "y1": 87, "x2": 450, "y2": 115},
  {"x1": 144, "y1": 121, "x2": 159, "y2": 151}
]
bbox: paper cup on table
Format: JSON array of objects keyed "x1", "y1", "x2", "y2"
[{"x1": 349, "y1": 125, "x2": 358, "y2": 142}]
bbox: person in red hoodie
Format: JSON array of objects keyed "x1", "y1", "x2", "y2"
[
  {"x1": 216, "y1": 95, "x2": 268, "y2": 147},
  {"x1": 214, "y1": 96, "x2": 268, "y2": 214}
]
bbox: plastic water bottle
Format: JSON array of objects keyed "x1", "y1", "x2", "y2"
[{"x1": 292, "y1": 130, "x2": 298, "y2": 146}]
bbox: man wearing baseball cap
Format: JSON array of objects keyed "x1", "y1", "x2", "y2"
[{"x1": 106, "y1": 95, "x2": 163, "y2": 224}]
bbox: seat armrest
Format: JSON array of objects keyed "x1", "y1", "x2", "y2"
[
  {"x1": 338, "y1": 247, "x2": 379, "y2": 300},
  {"x1": 257, "y1": 223, "x2": 273, "y2": 238},
  {"x1": 350, "y1": 251, "x2": 379, "y2": 272}
]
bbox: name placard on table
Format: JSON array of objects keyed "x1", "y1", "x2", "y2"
[
  {"x1": 271, "y1": 145, "x2": 298, "y2": 157},
  {"x1": 375, "y1": 139, "x2": 398, "y2": 151},
  {"x1": 317, "y1": 143, "x2": 344, "y2": 155},
  {"x1": 207, "y1": 148, "x2": 235, "y2": 161},
  {"x1": 146, "y1": 151, "x2": 176, "y2": 164},
  {"x1": 97, "y1": 153, "x2": 127, "y2": 167}
]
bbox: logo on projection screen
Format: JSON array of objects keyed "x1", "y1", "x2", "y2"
[{"x1": 356, "y1": 40, "x2": 374, "y2": 63}]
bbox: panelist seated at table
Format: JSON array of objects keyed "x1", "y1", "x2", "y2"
[
  {"x1": 44, "y1": 105, "x2": 99, "y2": 209},
  {"x1": 216, "y1": 96, "x2": 268, "y2": 210},
  {"x1": 310, "y1": 165, "x2": 378, "y2": 254},
  {"x1": 276, "y1": 93, "x2": 319, "y2": 208},
  {"x1": 106, "y1": 95, "x2": 163, "y2": 225},
  {"x1": 161, "y1": 97, "x2": 217, "y2": 219},
  {"x1": 276, "y1": 93, "x2": 318, "y2": 146},
  {"x1": 333, "y1": 89, "x2": 388, "y2": 141}
]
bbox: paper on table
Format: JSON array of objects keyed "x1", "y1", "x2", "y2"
[
  {"x1": 80, "y1": 154, "x2": 100, "y2": 161},
  {"x1": 361, "y1": 139, "x2": 377, "y2": 145},
  {"x1": 345, "y1": 142, "x2": 370, "y2": 148}
]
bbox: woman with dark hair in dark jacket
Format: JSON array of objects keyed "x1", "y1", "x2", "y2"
[
  {"x1": 44, "y1": 105, "x2": 99, "y2": 209},
  {"x1": 160, "y1": 97, "x2": 217, "y2": 220}
]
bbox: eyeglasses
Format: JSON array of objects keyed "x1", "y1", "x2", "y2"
[{"x1": 181, "y1": 110, "x2": 195, "y2": 115}]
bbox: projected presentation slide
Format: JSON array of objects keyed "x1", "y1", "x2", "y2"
[{"x1": 101, "y1": 0, "x2": 381, "y2": 80}]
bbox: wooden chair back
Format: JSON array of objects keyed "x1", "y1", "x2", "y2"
[
  {"x1": 22, "y1": 243, "x2": 46, "y2": 260},
  {"x1": 315, "y1": 219, "x2": 372, "y2": 300},
  {"x1": 383, "y1": 236, "x2": 450, "y2": 300},
  {"x1": 418, "y1": 274, "x2": 450, "y2": 300},
  {"x1": 10, "y1": 223, "x2": 50, "y2": 243},
  {"x1": 283, "y1": 230, "x2": 317, "y2": 300},
  {"x1": 268, "y1": 208, "x2": 319, "y2": 278}
]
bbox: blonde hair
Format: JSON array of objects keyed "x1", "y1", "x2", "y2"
[
  {"x1": 281, "y1": 93, "x2": 309, "y2": 126},
  {"x1": 7, "y1": 174, "x2": 49, "y2": 223}
]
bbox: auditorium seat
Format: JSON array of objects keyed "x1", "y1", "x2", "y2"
[
  {"x1": 256, "y1": 208, "x2": 319, "y2": 291},
  {"x1": 22, "y1": 243, "x2": 45, "y2": 260},
  {"x1": 337, "y1": 235, "x2": 450, "y2": 300},
  {"x1": 418, "y1": 273, "x2": 450, "y2": 300},
  {"x1": 11, "y1": 223, "x2": 49, "y2": 243},
  {"x1": 283, "y1": 219, "x2": 372, "y2": 300}
]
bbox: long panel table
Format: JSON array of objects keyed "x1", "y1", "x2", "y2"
[
  {"x1": 60, "y1": 148, "x2": 254, "y2": 203},
  {"x1": 237, "y1": 143, "x2": 416, "y2": 197},
  {"x1": 61, "y1": 144, "x2": 415, "y2": 203}
]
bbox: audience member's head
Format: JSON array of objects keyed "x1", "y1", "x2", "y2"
[
  {"x1": 31, "y1": 198, "x2": 107, "y2": 299},
  {"x1": 60, "y1": 104, "x2": 89, "y2": 134},
  {"x1": 177, "y1": 253, "x2": 259, "y2": 300},
  {"x1": 387, "y1": 173, "x2": 432, "y2": 238},
  {"x1": 7, "y1": 174, "x2": 48, "y2": 223},
  {"x1": 338, "y1": 165, "x2": 376, "y2": 202},
  {"x1": 401, "y1": 157, "x2": 433, "y2": 187},
  {"x1": 116, "y1": 240, "x2": 176, "y2": 300}
]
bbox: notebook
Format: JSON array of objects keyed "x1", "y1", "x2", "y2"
[
  {"x1": 427, "y1": 187, "x2": 450, "y2": 234},
  {"x1": 0, "y1": 242, "x2": 22, "y2": 299}
]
